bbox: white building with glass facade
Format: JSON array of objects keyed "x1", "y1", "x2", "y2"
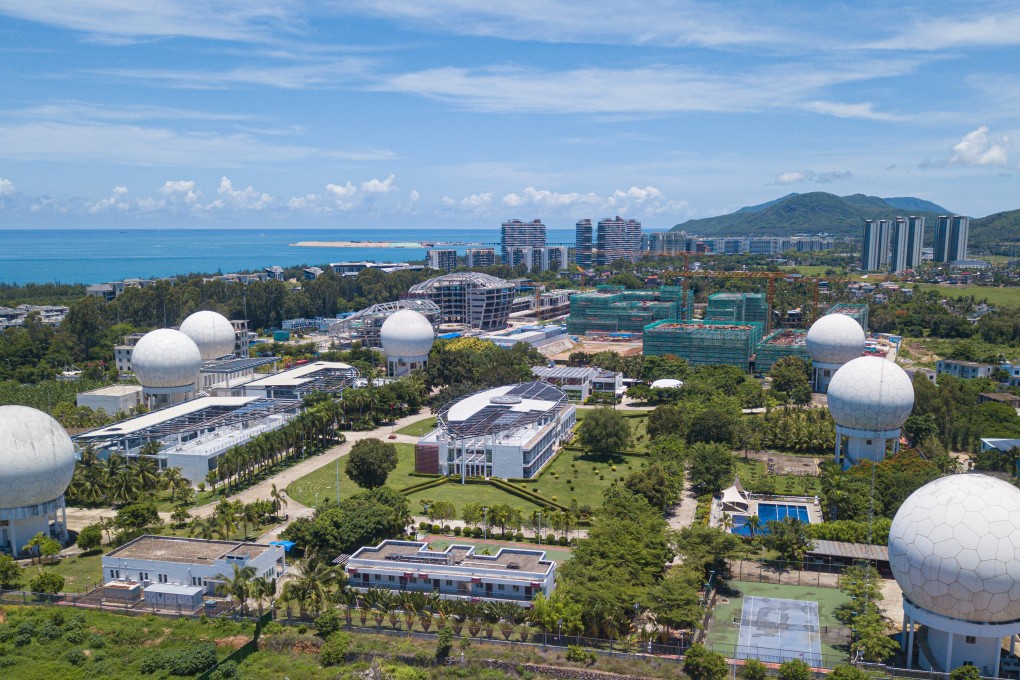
[{"x1": 414, "y1": 382, "x2": 575, "y2": 479}]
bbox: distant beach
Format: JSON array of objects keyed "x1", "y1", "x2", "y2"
[{"x1": 291, "y1": 240, "x2": 429, "y2": 248}]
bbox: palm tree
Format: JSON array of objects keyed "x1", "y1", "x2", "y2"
[
  {"x1": 250, "y1": 576, "x2": 276, "y2": 618},
  {"x1": 270, "y1": 483, "x2": 287, "y2": 516},
  {"x1": 161, "y1": 467, "x2": 188, "y2": 503},
  {"x1": 241, "y1": 503, "x2": 261, "y2": 539},
  {"x1": 721, "y1": 512, "x2": 734, "y2": 533},
  {"x1": 190, "y1": 516, "x2": 225, "y2": 540},
  {"x1": 215, "y1": 564, "x2": 256, "y2": 615},
  {"x1": 285, "y1": 560, "x2": 342, "y2": 617},
  {"x1": 746, "y1": 514, "x2": 762, "y2": 538}
]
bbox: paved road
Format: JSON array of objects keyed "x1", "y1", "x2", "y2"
[{"x1": 64, "y1": 410, "x2": 435, "y2": 539}]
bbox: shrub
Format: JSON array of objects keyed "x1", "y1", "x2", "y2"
[
  {"x1": 36, "y1": 621, "x2": 62, "y2": 642},
  {"x1": 472, "y1": 527, "x2": 483, "y2": 538},
  {"x1": 431, "y1": 524, "x2": 442, "y2": 533},
  {"x1": 297, "y1": 625, "x2": 308, "y2": 634},
  {"x1": 140, "y1": 642, "x2": 217, "y2": 675},
  {"x1": 683, "y1": 643, "x2": 727, "y2": 680},
  {"x1": 28, "y1": 571, "x2": 64, "y2": 594},
  {"x1": 443, "y1": 525, "x2": 451, "y2": 533},
  {"x1": 320, "y1": 631, "x2": 351, "y2": 667},
  {"x1": 65, "y1": 628, "x2": 87, "y2": 644},
  {"x1": 515, "y1": 532, "x2": 525, "y2": 541},
  {"x1": 742, "y1": 658, "x2": 768, "y2": 680},
  {"x1": 210, "y1": 660, "x2": 239, "y2": 679},
  {"x1": 419, "y1": 521, "x2": 429, "y2": 530},
  {"x1": 315, "y1": 609, "x2": 345, "y2": 638},
  {"x1": 565, "y1": 645, "x2": 596, "y2": 665},
  {"x1": 949, "y1": 666, "x2": 981, "y2": 680},
  {"x1": 453, "y1": 526, "x2": 462, "y2": 536},
  {"x1": 829, "y1": 665, "x2": 867, "y2": 680},
  {"x1": 436, "y1": 626, "x2": 455, "y2": 662},
  {"x1": 546, "y1": 534, "x2": 556, "y2": 544},
  {"x1": 64, "y1": 649, "x2": 88, "y2": 666},
  {"x1": 88, "y1": 633, "x2": 106, "y2": 649},
  {"x1": 558, "y1": 536, "x2": 568, "y2": 546},
  {"x1": 76, "y1": 523, "x2": 103, "y2": 552},
  {"x1": 778, "y1": 658, "x2": 812, "y2": 680},
  {"x1": 13, "y1": 633, "x2": 31, "y2": 647}
]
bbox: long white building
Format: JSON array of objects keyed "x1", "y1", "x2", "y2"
[
  {"x1": 415, "y1": 382, "x2": 575, "y2": 480},
  {"x1": 346, "y1": 540, "x2": 554, "y2": 606}
]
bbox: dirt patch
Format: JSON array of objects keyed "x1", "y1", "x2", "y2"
[
  {"x1": 215, "y1": 635, "x2": 250, "y2": 650},
  {"x1": 740, "y1": 449, "x2": 820, "y2": 476}
]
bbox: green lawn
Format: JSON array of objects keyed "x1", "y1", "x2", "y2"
[
  {"x1": 287, "y1": 443, "x2": 417, "y2": 508},
  {"x1": 396, "y1": 415, "x2": 437, "y2": 437},
  {"x1": 911, "y1": 283, "x2": 1020, "y2": 309},
  {"x1": 31, "y1": 551, "x2": 106, "y2": 593},
  {"x1": 704, "y1": 580, "x2": 851, "y2": 666},
  {"x1": 407, "y1": 482, "x2": 543, "y2": 514}
]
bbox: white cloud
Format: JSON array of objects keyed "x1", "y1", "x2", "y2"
[
  {"x1": 380, "y1": 60, "x2": 919, "y2": 117},
  {"x1": 85, "y1": 185, "x2": 130, "y2": 213},
  {"x1": 0, "y1": 0, "x2": 299, "y2": 43},
  {"x1": 0, "y1": 120, "x2": 393, "y2": 167},
  {"x1": 0, "y1": 178, "x2": 13, "y2": 195},
  {"x1": 361, "y1": 174, "x2": 396, "y2": 194},
  {"x1": 160, "y1": 180, "x2": 202, "y2": 206},
  {"x1": 803, "y1": 100, "x2": 906, "y2": 122},
  {"x1": 866, "y1": 11, "x2": 1020, "y2": 50},
  {"x1": 326, "y1": 182, "x2": 357, "y2": 198},
  {"x1": 94, "y1": 59, "x2": 374, "y2": 91},
  {"x1": 773, "y1": 170, "x2": 853, "y2": 185},
  {"x1": 409, "y1": 190, "x2": 420, "y2": 203},
  {"x1": 949, "y1": 126, "x2": 1010, "y2": 166},
  {"x1": 775, "y1": 171, "x2": 811, "y2": 185},
  {"x1": 206, "y1": 176, "x2": 273, "y2": 210}
]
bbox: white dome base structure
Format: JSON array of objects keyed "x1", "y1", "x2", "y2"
[
  {"x1": 0, "y1": 497, "x2": 67, "y2": 558},
  {"x1": 834, "y1": 424, "x2": 901, "y2": 469},
  {"x1": 380, "y1": 309, "x2": 435, "y2": 378},
  {"x1": 890, "y1": 474, "x2": 1020, "y2": 675},
  {"x1": 811, "y1": 360, "x2": 843, "y2": 393}
]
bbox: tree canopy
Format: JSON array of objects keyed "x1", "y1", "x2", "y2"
[
  {"x1": 577, "y1": 407, "x2": 631, "y2": 457},
  {"x1": 344, "y1": 438, "x2": 399, "y2": 489}
]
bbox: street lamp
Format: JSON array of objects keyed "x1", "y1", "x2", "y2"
[
  {"x1": 483, "y1": 506, "x2": 489, "y2": 540},
  {"x1": 537, "y1": 511, "x2": 543, "y2": 545},
  {"x1": 557, "y1": 617, "x2": 563, "y2": 644}
]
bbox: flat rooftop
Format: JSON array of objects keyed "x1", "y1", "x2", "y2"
[
  {"x1": 80, "y1": 384, "x2": 143, "y2": 397},
  {"x1": 106, "y1": 535, "x2": 278, "y2": 565},
  {"x1": 242, "y1": 360, "x2": 356, "y2": 388},
  {"x1": 200, "y1": 357, "x2": 278, "y2": 373},
  {"x1": 81, "y1": 396, "x2": 260, "y2": 437},
  {"x1": 351, "y1": 540, "x2": 552, "y2": 576}
]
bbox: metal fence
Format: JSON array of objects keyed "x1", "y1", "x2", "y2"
[{"x1": 729, "y1": 559, "x2": 846, "y2": 588}]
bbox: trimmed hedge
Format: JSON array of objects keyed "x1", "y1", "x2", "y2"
[{"x1": 399, "y1": 477, "x2": 450, "y2": 495}]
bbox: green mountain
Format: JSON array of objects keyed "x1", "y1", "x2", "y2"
[
  {"x1": 671, "y1": 192, "x2": 949, "y2": 237},
  {"x1": 970, "y1": 208, "x2": 1020, "y2": 254}
]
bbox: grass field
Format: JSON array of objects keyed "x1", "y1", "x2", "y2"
[
  {"x1": 704, "y1": 580, "x2": 850, "y2": 665},
  {"x1": 396, "y1": 415, "x2": 436, "y2": 437},
  {"x1": 289, "y1": 413, "x2": 652, "y2": 515},
  {"x1": 911, "y1": 283, "x2": 1020, "y2": 309},
  {"x1": 28, "y1": 551, "x2": 105, "y2": 593}
]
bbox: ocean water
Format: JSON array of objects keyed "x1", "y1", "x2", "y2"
[{"x1": 0, "y1": 228, "x2": 576, "y2": 285}]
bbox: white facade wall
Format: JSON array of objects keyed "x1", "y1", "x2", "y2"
[
  {"x1": 103, "y1": 543, "x2": 285, "y2": 595},
  {"x1": 77, "y1": 387, "x2": 143, "y2": 415}
]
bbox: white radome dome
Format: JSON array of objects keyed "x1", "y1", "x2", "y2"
[
  {"x1": 179, "y1": 310, "x2": 236, "y2": 361},
  {"x1": 889, "y1": 474, "x2": 1020, "y2": 623},
  {"x1": 0, "y1": 405, "x2": 76, "y2": 509},
  {"x1": 827, "y1": 356, "x2": 914, "y2": 431},
  {"x1": 806, "y1": 314, "x2": 866, "y2": 365},
  {"x1": 651, "y1": 379, "x2": 683, "y2": 389},
  {"x1": 380, "y1": 310, "x2": 435, "y2": 359},
  {"x1": 132, "y1": 329, "x2": 202, "y2": 388}
]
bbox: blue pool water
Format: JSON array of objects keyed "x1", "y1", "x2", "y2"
[{"x1": 731, "y1": 503, "x2": 809, "y2": 537}]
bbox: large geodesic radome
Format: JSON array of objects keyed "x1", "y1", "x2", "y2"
[
  {"x1": 131, "y1": 329, "x2": 202, "y2": 389},
  {"x1": 827, "y1": 356, "x2": 914, "y2": 431},
  {"x1": 0, "y1": 405, "x2": 76, "y2": 509},
  {"x1": 179, "y1": 310, "x2": 236, "y2": 361},
  {"x1": 889, "y1": 474, "x2": 1020, "y2": 623},
  {"x1": 806, "y1": 314, "x2": 866, "y2": 365},
  {"x1": 380, "y1": 309, "x2": 435, "y2": 360}
]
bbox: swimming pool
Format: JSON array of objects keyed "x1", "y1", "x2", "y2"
[{"x1": 730, "y1": 503, "x2": 810, "y2": 537}]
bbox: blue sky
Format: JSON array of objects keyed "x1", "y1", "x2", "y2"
[{"x1": 0, "y1": 1, "x2": 1017, "y2": 229}]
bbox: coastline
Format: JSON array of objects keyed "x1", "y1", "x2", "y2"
[{"x1": 290, "y1": 240, "x2": 427, "y2": 248}]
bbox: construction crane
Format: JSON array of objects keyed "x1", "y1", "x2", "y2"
[{"x1": 659, "y1": 267, "x2": 826, "y2": 330}]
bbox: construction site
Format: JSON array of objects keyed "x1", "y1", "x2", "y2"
[
  {"x1": 704, "y1": 292, "x2": 770, "y2": 325},
  {"x1": 825, "y1": 302, "x2": 869, "y2": 331},
  {"x1": 754, "y1": 329, "x2": 809, "y2": 373},
  {"x1": 643, "y1": 320, "x2": 766, "y2": 368},
  {"x1": 566, "y1": 285, "x2": 694, "y2": 335}
]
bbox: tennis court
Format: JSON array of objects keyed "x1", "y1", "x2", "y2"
[
  {"x1": 736, "y1": 596, "x2": 822, "y2": 666},
  {"x1": 704, "y1": 580, "x2": 850, "y2": 668}
]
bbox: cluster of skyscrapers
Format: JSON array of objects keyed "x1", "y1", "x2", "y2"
[
  {"x1": 642, "y1": 231, "x2": 833, "y2": 256},
  {"x1": 575, "y1": 216, "x2": 643, "y2": 267},
  {"x1": 861, "y1": 215, "x2": 969, "y2": 272}
]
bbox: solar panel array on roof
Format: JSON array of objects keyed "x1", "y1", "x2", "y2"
[{"x1": 437, "y1": 381, "x2": 567, "y2": 439}]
